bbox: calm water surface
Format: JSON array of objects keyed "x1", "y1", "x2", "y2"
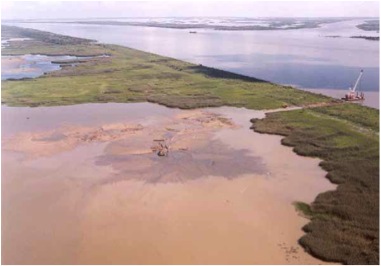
[{"x1": 8, "y1": 19, "x2": 379, "y2": 93}]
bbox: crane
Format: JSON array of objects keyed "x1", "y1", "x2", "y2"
[{"x1": 343, "y1": 70, "x2": 365, "y2": 101}]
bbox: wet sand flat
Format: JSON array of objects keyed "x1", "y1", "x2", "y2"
[{"x1": 2, "y1": 103, "x2": 335, "y2": 264}]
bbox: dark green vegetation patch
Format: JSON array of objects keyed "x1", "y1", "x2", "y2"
[{"x1": 252, "y1": 108, "x2": 379, "y2": 264}]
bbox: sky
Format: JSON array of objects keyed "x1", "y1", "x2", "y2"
[{"x1": 1, "y1": 0, "x2": 380, "y2": 20}]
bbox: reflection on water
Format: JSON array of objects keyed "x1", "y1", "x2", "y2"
[{"x1": 7, "y1": 19, "x2": 379, "y2": 91}]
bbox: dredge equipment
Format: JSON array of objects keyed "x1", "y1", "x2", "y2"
[{"x1": 342, "y1": 70, "x2": 365, "y2": 102}]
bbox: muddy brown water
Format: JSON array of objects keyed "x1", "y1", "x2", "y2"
[{"x1": 2, "y1": 102, "x2": 335, "y2": 264}]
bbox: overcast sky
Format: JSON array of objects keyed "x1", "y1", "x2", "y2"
[{"x1": 2, "y1": 1, "x2": 380, "y2": 20}]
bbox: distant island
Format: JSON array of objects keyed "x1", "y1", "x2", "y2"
[
  {"x1": 357, "y1": 19, "x2": 379, "y2": 32},
  {"x1": 15, "y1": 17, "x2": 348, "y2": 31},
  {"x1": 351, "y1": 35, "x2": 379, "y2": 41},
  {"x1": 325, "y1": 35, "x2": 379, "y2": 41}
]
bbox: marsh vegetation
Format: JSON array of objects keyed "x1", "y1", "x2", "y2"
[{"x1": 252, "y1": 106, "x2": 379, "y2": 264}]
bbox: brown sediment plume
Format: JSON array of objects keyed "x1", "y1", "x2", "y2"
[{"x1": 2, "y1": 105, "x2": 335, "y2": 264}]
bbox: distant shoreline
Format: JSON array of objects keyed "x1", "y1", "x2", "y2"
[{"x1": 6, "y1": 17, "x2": 350, "y2": 31}]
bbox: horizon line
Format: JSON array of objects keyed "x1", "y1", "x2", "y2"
[{"x1": 2, "y1": 16, "x2": 380, "y2": 21}]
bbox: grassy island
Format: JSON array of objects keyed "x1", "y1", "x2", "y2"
[{"x1": 1, "y1": 25, "x2": 379, "y2": 264}]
